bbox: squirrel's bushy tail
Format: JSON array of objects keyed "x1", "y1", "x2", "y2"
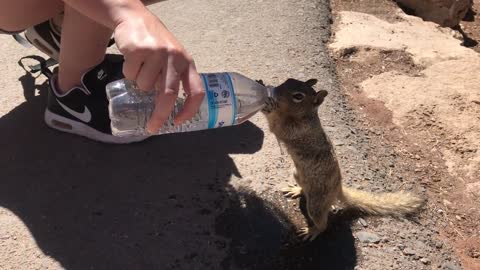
[{"x1": 339, "y1": 185, "x2": 425, "y2": 216}]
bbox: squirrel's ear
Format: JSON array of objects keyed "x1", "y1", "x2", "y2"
[
  {"x1": 256, "y1": 79, "x2": 265, "y2": 86},
  {"x1": 305, "y1": 79, "x2": 318, "y2": 87},
  {"x1": 313, "y1": 90, "x2": 328, "y2": 106}
]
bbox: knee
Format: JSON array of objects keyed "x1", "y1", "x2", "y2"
[
  {"x1": 0, "y1": 27, "x2": 24, "y2": 35},
  {"x1": 0, "y1": 13, "x2": 23, "y2": 33},
  {"x1": 0, "y1": 16, "x2": 27, "y2": 33}
]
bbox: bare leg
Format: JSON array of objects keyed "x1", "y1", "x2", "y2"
[
  {"x1": 0, "y1": 0, "x2": 63, "y2": 32},
  {"x1": 57, "y1": 5, "x2": 112, "y2": 92},
  {"x1": 1, "y1": 0, "x2": 166, "y2": 93},
  {"x1": 57, "y1": 0, "x2": 165, "y2": 92},
  {"x1": 0, "y1": 0, "x2": 162, "y2": 32},
  {"x1": 297, "y1": 195, "x2": 331, "y2": 241},
  {"x1": 0, "y1": 0, "x2": 110, "y2": 93}
]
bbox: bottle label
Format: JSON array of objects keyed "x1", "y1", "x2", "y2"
[{"x1": 201, "y1": 73, "x2": 236, "y2": 128}]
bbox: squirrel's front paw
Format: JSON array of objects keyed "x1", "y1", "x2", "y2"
[
  {"x1": 262, "y1": 97, "x2": 277, "y2": 114},
  {"x1": 281, "y1": 184, "x2": 303, "y2": 199},
  {"x1": 256, "y1": 79, "x2": 265, "y2": 86}
]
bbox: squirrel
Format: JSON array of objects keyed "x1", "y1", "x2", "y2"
[{"x1": 260, "y1": 78, "x2": 425, "y2": 241}]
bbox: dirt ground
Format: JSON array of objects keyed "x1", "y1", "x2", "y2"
[
  {"x1": 0, "y1": 0, "x2": 362, "y2": 269},
  {"x1": 330, "y1": 0, "x2": 480, "y2": 269}
]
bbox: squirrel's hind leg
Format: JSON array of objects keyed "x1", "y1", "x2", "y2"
[{"x1": 297, "y1": 195, "x2": 331, "y2": 241}]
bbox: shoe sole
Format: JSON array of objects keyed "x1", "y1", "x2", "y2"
[
  {"x1": 24, "y1": 30, "x2": 59, "y2": 61},
  {"x1": 44, "y1": 109, "x2": 149, "y2": 144}
]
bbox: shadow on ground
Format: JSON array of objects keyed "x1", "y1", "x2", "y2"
[
  {"x1": 216, "y1": 190, "x2": 358, "y2": 270},
  {"x1": 0, "y1": 66, "x2": 357, "y2": 269}
]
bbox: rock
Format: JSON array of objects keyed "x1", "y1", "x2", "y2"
[
  {"x1": 466, "y1": 181, "x2": 480, "y2": 197},
  {"x1": 334, "y1": 140, "x2": 346, "y2": 146},
  {"x1": 356, "y1": 231, "x2": 381, "y2": 243},
  {"x1": 402, "y1": 248, "x2": 416, "y2": 256},
  {"x1": 386, "y1": 247, "x2": 397, "y2": 253},
  {"x1": 358, "y1": 218, "x2": 368, "y2": 227},
  {"x1": 420, "y1": 258, "x2": 431, "y2": 265},
  {"x1": 443, "y1": 199, "x2": 452, "y2": 207},
  {"x1": 436, "y1": 242, "x2": 444, "y2": 249},
  {"x1": 339, "y1": 47, "x2": 357, "y2": 58},
  {"x1": 394, "y1": 0, "x2": 472, "y2": 27},
  {"x1": 443, "y1": 262, "x2": 461, "y2": 270}
]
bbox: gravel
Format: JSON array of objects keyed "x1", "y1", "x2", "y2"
[{"x1": 357, "y1": 231, "x2": 381, "y2": 244}]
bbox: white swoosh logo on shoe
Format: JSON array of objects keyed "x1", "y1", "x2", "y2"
[{"x1": 57, "y1": 99, "x2": 92, "y2": 123}]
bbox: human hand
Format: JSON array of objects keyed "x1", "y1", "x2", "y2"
[{"x1": 113, "y1": 11, "x2": 205, "y2": 134}]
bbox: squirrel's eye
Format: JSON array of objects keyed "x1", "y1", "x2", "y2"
[{"x1": 292, "y1": 92, "x2": 306, "y2": 103}]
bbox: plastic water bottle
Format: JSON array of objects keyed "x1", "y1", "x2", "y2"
[{"x1": 106, "y1": 72, "x2": 273, "y2": 137}]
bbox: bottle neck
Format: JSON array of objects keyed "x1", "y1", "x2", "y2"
[{"x1": 266, "y1": 86, "x2": 276, "y2": 98}]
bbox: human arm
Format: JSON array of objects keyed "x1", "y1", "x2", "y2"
[{"x1": 63, "y1": 0, "x2": 205, "y2": 132}]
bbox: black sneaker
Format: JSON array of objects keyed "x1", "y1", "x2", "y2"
[
  {"x1": 24, "y1": 18, "x2": 61, "y2": 61},
  {"x1": 23, "y1": 15, "x2": 115, "y2": 63},
  {"x1": 44, "y1": 54, "x2": 149, "y2": 143}
]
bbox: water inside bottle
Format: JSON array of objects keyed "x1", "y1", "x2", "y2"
[{"x1": 107, "y1": 72, "x2": 273, "y2": 137}]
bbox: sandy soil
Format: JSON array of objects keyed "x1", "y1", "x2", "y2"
[
  {"x1": 330, "y1": 0, "x2": 480, "y2": 269},
  {"x1": 0, "y1": 0, "x2": 477, "y2": 269}
]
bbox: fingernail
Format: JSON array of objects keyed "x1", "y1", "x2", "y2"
[
  {"x1": 173, "y1": 118, "x2": 182, "y2": 126},
  {"x1": 145, "y1": 128, "x2": 154, "y2": 135},
  {"x1": 146, "y1": 123, "x2": 156, "y2": 135}
]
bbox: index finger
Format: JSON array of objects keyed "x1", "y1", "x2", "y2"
[{"x1": 173, "y1": 62, "x2": 205, "y2": 125}]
